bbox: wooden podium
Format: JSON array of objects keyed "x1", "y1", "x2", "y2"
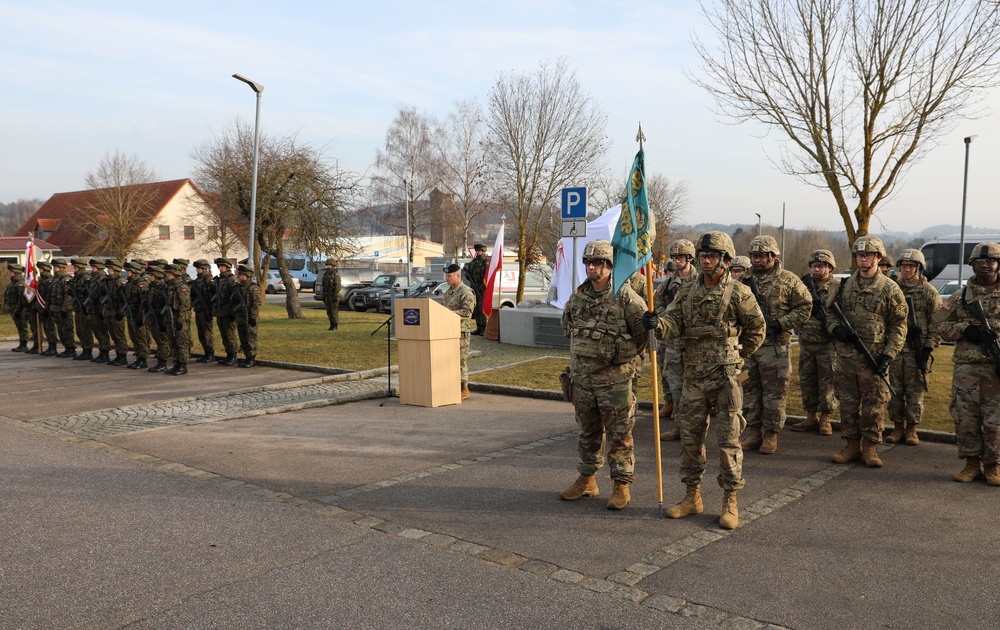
[{"x1": 394, "y1": 298, "x2": 462, "y2": 407}]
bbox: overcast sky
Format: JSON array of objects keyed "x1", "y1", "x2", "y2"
[{"x1": 3, "y1": 0, "x2": 998, "y2": 234}]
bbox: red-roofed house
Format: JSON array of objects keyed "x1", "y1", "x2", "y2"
[
  {"x1": 0, "y1": 237, "x2": 60, "y2": 266},
  {"x1": 14, "y1": 179, "x2": 248, "y2": 262}
]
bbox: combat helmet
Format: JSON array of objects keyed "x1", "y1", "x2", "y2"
[
  {"x1": 668, "y1": 239, "x2": 696, "y2": 258},
  {"x1": 808, "y1": 249, "x2": 836, "y2": 268},
  {"x1": 852, "y1": 235, "x2": 886, "y2": 257},
  {"x1": 879, "y1": 254, "x2": 894, "y2": 268},
  {"x1": 582, "y1": 239, "x2": 614, "y2": 265},
  {"x1": 896, "y1": 249, "x2": 926, "y2": 269},
  {"x1": 968, "y1": 242, "x2": 1000, "y2": 264},
  {"x1": 748, "y1": 235, "x2": 780, "y2": 256},
  {"x1": 696, "y1": 231, "x2": 735, "y2": 260},
  {"x1": 730, "y1": 255, "x2": 751, "y2": 270}
]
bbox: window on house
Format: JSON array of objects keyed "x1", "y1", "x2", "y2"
[
  {"x1": 159, "y1": 226, "x2": 170, "y2": 240},
  {"x1": 207, "y1": 226, "x2": 219, "y2": 239},
  {"x1": 184, "y1": 225, "x2": 195, "y2": 240}
]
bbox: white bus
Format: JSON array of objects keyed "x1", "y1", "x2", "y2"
[{"x1": 919, "y1": 233, "x2": 1000, "y2": 285}]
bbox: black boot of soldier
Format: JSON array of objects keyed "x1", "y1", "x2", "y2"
[
  {"x1": 148, "y1": 359, "x2": 168, "y2": 373},
  {"x1": 109, "y1": 353, "x2": 128, "y2": 366},
  {"x1": 219, "y1": 353, "x2": 237, "y2": 366},
  {"x1": 238, "y1": 355, "x2": 256, "y2": 368},
  {"x1": 196, "y1": 353, "x2": 215, "y2": 363},
  {"x1": 127, "y1": 357, "x2": 147, "y2": 369},
  {"x1": 57, "y1": 347, "x2": 76, "y2": 358},
  {"x1": 74, "y1": 349, "x2": 93, "y2": 361},
  {"x1": 27, "y1": 344, "x2": 39, "y2": 354},
  {"x1": 43, "y1": 343, "x2": 58, "y2": 356},
  {"x1": 12, "y1": 342, "x2": 27, "y2": 352},
  {"x1": 169, "y1": 362, "x2": 188, "y2": 376},
  {"x1": 91, "y1": 350, "x2": 109, "y2": 364}
]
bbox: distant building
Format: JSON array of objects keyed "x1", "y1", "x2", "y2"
[
  {"x1": 342, "y1": 235, "x2": 445, "y2": 270},
  {"x1": 0, "y1": 236, "x2": 60, "y2": 266}
]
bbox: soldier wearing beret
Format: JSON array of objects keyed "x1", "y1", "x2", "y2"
[
  {"x1": 191, "y1": 259, "x2": 217, "y2": 362},
  {"x1": 443, "y1": 263, "x2": 476, "y2": 399},
  {"x1": 214, "y1": 258, "x2": 240, "y2": 365},
  {"x1": 321, "y1": 259, "x2": 342, "y2": 331}
]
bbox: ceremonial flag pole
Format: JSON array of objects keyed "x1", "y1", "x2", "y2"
[
  {"x1": 611, "y1": 124, "x2": 664, "y2": 515},
  {"x1": 483, "y1": 219, "x2": 505, "y2": 340},
  {"x1": 24, "y1": 234, "x2": 44, "y2": 352}
]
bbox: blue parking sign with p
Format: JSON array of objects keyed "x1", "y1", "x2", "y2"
[{"x1": 561, "y1": 187, "x2": 587, "y2": 219}]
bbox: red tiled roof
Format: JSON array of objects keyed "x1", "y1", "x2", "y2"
[
  {"x1": 13, "y1": 179, "x2": 195, "y2": 256},
  {"x1": 0, "y1": 237, "x2": 59, "y2": 251}
]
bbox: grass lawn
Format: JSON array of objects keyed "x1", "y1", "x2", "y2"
[{"x1": 2, "y1": 303, "x2": 957, "y2": 431}]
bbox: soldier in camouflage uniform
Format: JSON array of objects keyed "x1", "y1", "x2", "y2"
[
  {"x1": 20, "y1": 264, "x2": 40, "y2": 355},
  {"x1": 739, "y1": 235, "x2": 812, "y2": 454},
  {"x1": 49, "y1": 259, "x2": 76, "y2": 358},
  {"x1": 443, "y1": 263, "x2": 476, "y2": 399},
  {"x1": 87, "y1": 259, "x2": 111, "y2": 363},
  {"x1": 191, "y1": 260, "x2": 217, "y2": 362},
  {"x1": 35, "y1": 261, "x2": 58, "y2": 355},
  {"x1": 146, "y1": 264, "x2": 171, "y2": 373},
  {"x1": 232, "y1": 264, "x2": 261, "y2": 368},
  {"x1": 321, "y1": 259, "x2": 342, "y2": 331},
  {"x1": 214, "y1": 258, "x2": 240, "y2": 366},
  {"x1": 464, "y1": 244, "x2": 489, "y2": 335},
  {"x1": 644, "y1": 231, "x2": 765, "y2": 530},
  {"x1": 791, "y1": 249, "x2": 840, "y2": 436},
  {"x1": 827, "y1": 235, "x2": 907, "y2": 468},
  {"x1": 163, "y1": 263, "x2": 192, "y2": 375},
  {"x1": 887, "y1": 249, "x2": 941, "y2": 445},
  {"x1": 102, "y1": 260, "x2": 130, "y2": 366},
  {"x1": 560, "y1": 239, "x2": 649, "y2": 511},
  {"x1": 653, "y1": 239, "x2": 697, "y2": 441},
  {"x1": 879, "y1": 254, "x2": 894, "y2": 279},
  {"x1": 5, "y1": 263, "x2": 29, "y2": 352},
  {"x1": 123, "y1": 261, "x2": 150, "y2": 369},
  {"x1": 69, "y1": 258, "x2": 94, "y2": 361},
  {"x1": 932, "y1": 242, "x2": 1000, "y2": 486},
  {"x1": 729, "y1": 255, "x2": 750, "y2": 281}
]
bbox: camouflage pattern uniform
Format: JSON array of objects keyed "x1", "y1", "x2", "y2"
[
  {"x1": 741, "y1": 236, "x2": 812, "y2": 451},
  {"x1": 796, "y1": 250, "x2": 841, "y2": 430},
  {"x1": 146, "y1": 266, "x2": 172, "y2": 369},
  {"x1": 5, "y1": 265, "x2": 29, "y2": 350},
  {"x1": 124, "y1": 262, "x2": 151, "y2": 367},
  {"x1": 827, "y1": 237, "x2": 907, "y2": 452},
  {"x1": 164, "y1": 264, "x2": 192, "y2": 372},
  {"x1": 933, "y1": 242, "x2": 1000, "y2": 485},
  {"x1": 232, "y1": 265, "x2": 262, "y2": 366},
  {"x1": 561, "y1": 243, "x2": 649, "y2": 486},
  {"x1": 652, "y1": 239, "x2": 697, "y2": 440},
  {"x1": 321, "y1": 261, "x2": 342, "y2": 330},
  {"x1": 87, "y1": 259, "x2": 111, "y2": 361},
  {"x1": 464, "y1": 247, "x2": 489, "y2": 333},
  {"x1": 49, "y1": 260, "x2": 77, "y2": 356},
  {"x1": 102, "y1": 261, "x2": 130, "y2": 364},
  {"x1": 35, "y1": 262, "x2": 58, "y2": 354},
  {"x1": 214, "y1": 259, "x2": 240, "y2": 365},
  {"x1": 69, "y1": 259, "x2": 94, "y2": 358},
  {"x1": 443, "y1": 279, "x2": 476, "y2": 382},
  {"x1": 653, "y1": 233, "x2": 765, "y2": 492},
  {"x1": 888, "y1": 249, "x2": 941, "y2": 442},
  {"x1": 191, "y1": 261, "x2": 216, "y2": 361}
]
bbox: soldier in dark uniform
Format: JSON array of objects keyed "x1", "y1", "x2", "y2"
[
  {"x1": 191, "y1": 259, "x2": 217, "y2": 362},
  {"x1": 5, "y1": 263, "x2": 29, "y2": 352},
  {"x1": 214, "y1": 258, "x2": 239, "y2": 366},
  {"x1": 322, "y1": 259, "x2": 342, "y2": 331},
  {"x1": 69, "y1": 258, "x2": 94, "y2": 361},
  {"x1": 163, "y1": 263, "x2": 192, "y2": 375},
  {"x1": 123, "y1": 261, "x2": 150, "y2": 369},
  {"x1": 49, "y1": 259, "x2": 76, "y2": 358},
  {"x1": 87, "y1": 259, "x2": 111, "y2": 363},
  {"x1": 464, "y1": 243, "x2": 489, "y2": 335},
  {"x1": 232, "y1": 264, "x2": 261, "y2": 368},
  {"x1": 103, "y1": 260, "x2": 130, "y2": 366},
  {"x1": 35, "y1": 261, "x2": 58, "y2": 355},
  {"x1": 20, "y1": 264, "x2": 40, "y2": 355},
  {"x1": 146, "y1": 264, "x2": 171, "y2": 372}
]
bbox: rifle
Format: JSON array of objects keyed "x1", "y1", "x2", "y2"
[
  {"x1": 68, "y1": 281, "x2": 84, "y2": 313},
  {"x1": 905, "y1": 296, "x2": 929, "y2": 391},
  {"x1": 234, "y1": 282, "x2": 251, "y2": 324},
  {"x1": 191, "y1": 281, "x2": 213, "y2": 322},
  {"x1": 744, "y1": 275, "x2": 779, "y2": 357},
  {"x1": 828, "y1": 300, "x2": 897, "y2": 396},
  {"x1": 966, "y1": 299, "x2": 1000, "y2": 379},
  {"x1": 120, "y1": 280, "x2": 139, "y2": 334},
  {"x1": 144, "y1": 291, "x2": 162, "y2": 334},
  {"x1": 212, "y1": 276, "x2": 223, "y2": 315},
  {"x1": 801, "y1": 275, "x2": 829, "y2": 330},
  {"x1": 101, "y1": 278, "x2": 112, "y2": 312},
  {"x1": 160, "y1": 284, "x2": 176, "y2": 335},
  {"x1": 84, "y1": 279, "x2": 97, "y2": 317}
]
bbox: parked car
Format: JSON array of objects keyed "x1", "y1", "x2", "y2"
[
  {"x1": 425, "y1": 264, "x2": 552, "y2": 309},
  {"x1": 350, "y1": 273, "x2": 425, "y2": 312},
  {"x1": 938, "y1": 279, "x2": 968, "y2": 300},
  {"x1": 314, "y1": 267, "x2": 382, "y2": 305},
  {"x1": 265, "y1": 269, "x2": 301, "y2": 294},
  {"x1": 376, "y1": 279, "x2": 441, "y2": 313}
]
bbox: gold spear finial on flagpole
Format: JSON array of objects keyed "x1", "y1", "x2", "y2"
[{"x1": 636, "y1": 123, "x2": 645, "y2": 150}]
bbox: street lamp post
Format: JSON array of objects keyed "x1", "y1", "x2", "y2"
[
  {"x1": 404, "y1": 178, "x2": 412, "y2": 280},
  {"x1": 232, "y1": 73, "x2": 264, "y2": 276},
  {"x1": 958, "y1": 135, "x2": 977, "y2": 287},
  {"x1": 755, "y1": 213, "x2": 762, "y2": 236}
]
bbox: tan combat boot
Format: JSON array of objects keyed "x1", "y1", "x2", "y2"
[
  {"x1": 659, "y1": 397, "x2": 674, "y2": 418},
  {"x1": 659, "y1": 424, "x2": 680, "y2": 441},
  {"x1": 904, "y1": 423, "x2": 920, "y2": 445},
  {"x1": 832, "y1": 438, "x2": 862, "y2": 464},
  {"x1": 607, "y1": 481, "x2": 630, "y2": 510},
  {"x1": 818, "y1": 412, "x2": 833, "y2": 436},
  {"x1": 861, "y1": 438, "x2": 883, "y2": 468},
  {"x1": 461, "y1": 382, "x2": 471, "y2": 400},
  {"x1": 885, "y1": 421, "x2": 905, "y2": 444},
  {"x1": 759, "y1": 430, "x2": 778, "y2": 454},
  {"x1": 740, "y1": 427, "x2": 763, "y2": 451},
  {"x1": 666, "y1": 484, "x2": 703, "y2": 519},
  {"x1": 560, "y1": 475, "x2": 599, "y2": 500},
  {"x1": 791, "y1": 411, "x2": 819, "y2": 432},
  {"x1": 953, "y1": 457, "x2": 982, "y2": 483},
  {"x1": 983, "y1": 462, "x2": 1000, "y2": 487},
  {"x1": 719, "y1": 489, "x2": 739, "y2": 530}
]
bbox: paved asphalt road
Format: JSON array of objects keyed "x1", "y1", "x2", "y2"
[{"x1": 1, "y1": 341, "x2": 998, "y2": 629}]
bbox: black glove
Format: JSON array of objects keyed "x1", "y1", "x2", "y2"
[
  {"x1": 832, "y1": 326, "x2": 855, "y2": 343},
  {"x1": 116, "y1": 313, "x2": 124, "y2": 322},
  {"x1": 248, "y1": 318, "x2": 257, "y2": 327},
  {"x1": 174, "y1": 321, "x2": 182, "y2": 332},
  {"x1": 963, "y1": 325, "x2": 986, "y2": 344},
  {"x1": 875, "y1": 354, "x2": 892, "y2": 377},
  {"x1": 767, "y1": 319, "x2": 782, "y2": 337},
  {"x1": 918, "y1": 346, "x2": 933, "y2": 366},
  {"x1": 642, "y1": 311, "x2": 659, "y2": 331}
]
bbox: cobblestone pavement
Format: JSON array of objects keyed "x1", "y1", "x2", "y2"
[{"x1": 468, "y1": 335, "x2": 568, "y2": 373}]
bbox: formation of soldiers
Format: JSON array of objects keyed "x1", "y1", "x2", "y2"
[
  {"x1": 7, "y1": 257, "x2": 262, "y2": 373},
  {"x1": 561, "y1": 231, "x2": 1000, "y2": 530}
]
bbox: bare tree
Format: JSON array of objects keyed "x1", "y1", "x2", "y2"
[
  {"x1": 183, "y1": 193, "x2": 246, "y2": 260},
  {"x1": 192, "y1": 120, "x2": 359, "y2": 318},
  {"x1": 77, "y1": 151, "x2": 159, "y2": 259},
  {"x1": 428, "y1": 98, "x2": 492, "y2": 257},
  {"x1": 370, "y1": 106, "x2": 440, "y2": 265},
  {"x1": 0, "y1": 199, "x2": 44, "y2": 236},
  {"x1": 646, "y1": 174, "x2": 690, "y2": 265},
  {"x1": 693, "y1": 0, "x2": 1000, "y2": 244},
  {"x1": 485, "y1": 59, "x2": 611, "y2": 300}
]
